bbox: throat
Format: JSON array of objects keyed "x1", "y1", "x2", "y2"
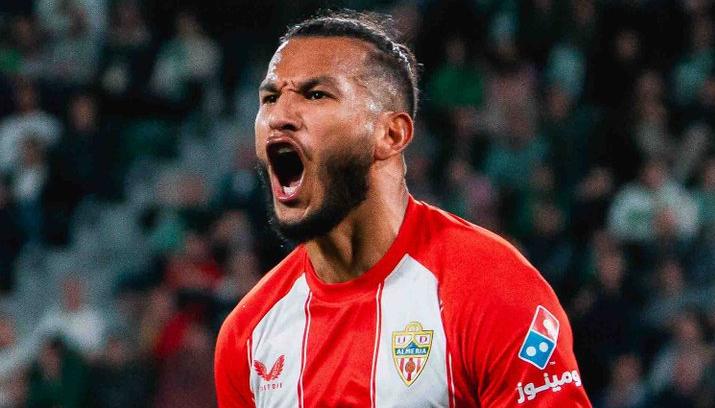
[{"x1": 304, "y1": 198, "x2": 407, "y2": 284}]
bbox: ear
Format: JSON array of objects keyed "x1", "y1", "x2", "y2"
[{"x1": 374, "y1": 112, "x2": 414, "y2": 161}]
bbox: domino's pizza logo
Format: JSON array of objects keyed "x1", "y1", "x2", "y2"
[{"x1": 518, "y1": 305, "x2": 560, "y2": 369}]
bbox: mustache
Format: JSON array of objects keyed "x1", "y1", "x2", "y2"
[{"x1": 255, "y1": 148, "x2": 372, "y2": 244}]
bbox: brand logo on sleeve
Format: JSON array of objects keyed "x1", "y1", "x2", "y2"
[
  {"x1": 254, "y1": 355, "x2": 285, "y2": 391},
  {"x1": 518, "y1": 306, "x2": 560, "y2": 369},
  {"x1": 392, "y1": 321, "x2": 433, "y2": 386}
]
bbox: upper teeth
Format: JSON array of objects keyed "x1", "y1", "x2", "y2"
[{"x1": 277, "y1": 146, "x2": 293, "y2": 154}]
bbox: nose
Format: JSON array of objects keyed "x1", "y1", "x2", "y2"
[{"x1": 267, "y1": 93, "x2": 301, "y2": 133}]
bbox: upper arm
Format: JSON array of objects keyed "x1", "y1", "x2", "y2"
[
  {"x1": 215, "y1": 313, "x2": 255, "y2": 408},
  {"x1": 436, "y1": 234, "x2": 592, "y2": 407},
  {"x1": 467, "y1": 263, "x2": 592, "y2": 407}
]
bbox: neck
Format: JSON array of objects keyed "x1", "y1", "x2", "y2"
[{"x1": 305, "y1": 176, "x2": 409, "y2": 284}]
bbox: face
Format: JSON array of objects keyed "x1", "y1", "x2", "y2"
[{"x1": 255, "y1": 37, "x2": 382, "y2": 242}]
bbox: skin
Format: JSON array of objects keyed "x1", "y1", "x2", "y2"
[{"x1": 255, "y1": 36, "x2": 414, "y2": 283}]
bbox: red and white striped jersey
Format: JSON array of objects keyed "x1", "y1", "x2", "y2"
[{"x1": 215, "y1": 197, "x2": 592, "y2": 407}]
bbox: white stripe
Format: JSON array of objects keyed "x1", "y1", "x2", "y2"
[
  {"x1": 298, "y1": 291, "x2": 312, "y2": 408},
  {"x1": 247, "y1": 338, "x2": 254, "y2": 394},
  {"x1": 448, "y1": 352, "x2": 456, "y2": 408},
  {"x1": 374, "y1": 255, "x2": 449, "y2": 407},
  {"x1": 370, "y1": 283, "x2": 383, "y2": 408},
  {"x1": 250, "y1": 274, "x2": 310, "y2": 408}
]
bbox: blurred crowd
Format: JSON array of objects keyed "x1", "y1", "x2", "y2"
[{"x1": 0, "y1": 0, "x2": 714, "y2": 407}]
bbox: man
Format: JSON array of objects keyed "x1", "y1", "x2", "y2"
[{"x1": 215, "y1": 10, "x2": 592, "y2": 407}]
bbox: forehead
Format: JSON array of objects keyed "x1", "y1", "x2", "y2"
[{"x1": 265, "y1": 37, "x2": 374, "y2": 83}]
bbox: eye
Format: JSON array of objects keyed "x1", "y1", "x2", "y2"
[
  {"x1": 261, "y1": 94, "x2": 278, "y2": 104},
  {"x1": 306, "y1": 90, "x2": 327, "y2": 100}
]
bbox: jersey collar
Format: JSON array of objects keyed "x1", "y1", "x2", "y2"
[{"x1": 303, "y1": 195, "x2": 419, "y2": 302}]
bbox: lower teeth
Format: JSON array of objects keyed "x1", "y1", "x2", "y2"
[{"x1": 284, "y1": 185, "x2": 297, "y2": 195}]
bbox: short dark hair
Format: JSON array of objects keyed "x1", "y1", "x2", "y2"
[{"x1": 281, "y1": 9, "x2": 420, "y2": 118}]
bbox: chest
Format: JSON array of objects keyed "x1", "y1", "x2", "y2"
[{"x1": 249, "y1": 256, "x2": 453, "y2": 408}]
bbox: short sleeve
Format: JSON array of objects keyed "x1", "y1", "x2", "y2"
[{"x1": 467, "y1": 261, "x2": 592, "y2": 407}]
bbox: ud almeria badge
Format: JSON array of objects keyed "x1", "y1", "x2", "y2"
[{"x1": 392, "y1": 321, "x2": 433, "y2": 386}]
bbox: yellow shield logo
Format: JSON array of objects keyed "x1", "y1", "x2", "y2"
[{"x1": 392, "y1": 321, "x2": 433, "y2": 386}]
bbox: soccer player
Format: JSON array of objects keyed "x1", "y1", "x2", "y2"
[{"x1": 215, "y1": 10, "x2": 592, "y2": 407}]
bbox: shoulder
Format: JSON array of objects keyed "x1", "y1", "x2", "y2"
[
  {"x1": 412, "y1": 200, "x2": 547, "y2": 295},
  {"x1": 410, "y1": 203, "x2": 582, "y2": 393},
  {"x1": 215, "y1": 247, "x2": 306, "y2": 405},
  {"x1": 410, "y1": 200, "x2": 560, "y2": 325}
]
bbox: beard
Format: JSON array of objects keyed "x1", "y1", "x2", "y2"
[{"x1": 258, "y1": 147, "x2": 371, "y2": 244}]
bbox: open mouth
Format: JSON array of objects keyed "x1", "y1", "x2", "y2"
[{"x1": 267, "y1": 141, "x2": 305, "y2": 200}]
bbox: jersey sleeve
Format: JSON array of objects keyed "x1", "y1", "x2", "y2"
[
  {"x1": 433, "y1": 225, "x2": 592, "y2": 407},
  {"x1": 215, "y1": 310, "x2": 255, "y2": 408},
  {"x1": 465, "y1": 253, "x2": 592, "y2": 407}
]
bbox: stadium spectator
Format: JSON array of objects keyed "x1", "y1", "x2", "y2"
[
  {"x1": 98, "y1": 0, "x2": 152, "y2": 108},
  {"x1": 570, "y1": 167, "x2": 615, "y2": 243},
  {"x1": 607, "y1": 158, "x2": 699, "y2": 244},
  {"x1": 648, "y1": 308, "x2": 713, "y2": 396},
  {"x1": 46, "y1": 7, "x2": 99, "y2": 86},
  {"x1": 0, "y1": 314, "x2": 26, "y2": 408},
  {"x1": 672, "y1": 15, "x2": 714, "y2": 108},
  {"x1": 137, "y1": 288, "x2": 175, "y2": 358},
  {"x1": 8, "y1": 17, "x2": 48, "y2": 80},
  {"x1": 571, "y1": 244, "x2": 638, "y2": 395},
  {"x1": 214, "y1": 249, "x2": 259, "y2": 307},
  {"x1": 541, "y1": 84, "x2": 600, "y2": 195},
  {"x1": 483, "y1": 106, "x2": 548, "y2": 197},
  {"x1": 34, "y1": 0, "x2": 106, "y2": 41},
  {"x1": 641, "y1": 259, "x2": 698, "y2": 330},
  {"x1": 523, "y1": 198, "x2": 573, "y2": 291},
  {"x1": 0, "y1": 80, "x2": 61, "y2": 173},
  {"x1": 153, "y1": 320, "x2": 215, "y2": 408},
  {"x1": 598, "y1": 353, "x2": 648, "y2": 408},
  {"x1": 427, "y1": 36, "x2": 485, "y2": 112},
  {"x1": 163, "y1": 230, "x2": 223, "y2": 293},
  {"x1": 49, "y1": 93, "x2": 102, "y2": 201},
  {"x1": 0, "y1": 179, "x2": 24, "y2": 292},
  {"x1": 86, "y1": 333, "x2": 153, "y2": 408},
  {"x1": 25, "y1": 337, "x2": 88, "y2": 408},
  {"x1": 150, "y1": 11, "x2": 220, "y2": 104},
  {"x1": 11, "y1": 136, "x2": 47, "y2": 245},
  {"x1": 652, "y1": 347, "x2": 715, "y2": 407},
  {"x1": 33, "y1": 277, "x2": 107, "y2": 360},
  {"x1": 631, "y1": 71, "x2": 670, "y2": 163},
  {"x1": 696, "y1": 157, "x2": 715, "y2": 238}
]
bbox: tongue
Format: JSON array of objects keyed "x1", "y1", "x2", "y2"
[
  {"x1": 282, "y1": 179, "x2": 301, "y2": 195},
  {"x1": 283, "y1": 185, "x2": 298, "y2": 195}
]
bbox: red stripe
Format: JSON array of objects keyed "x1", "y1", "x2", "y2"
[
  {"x1": 370, "y1": 283, "x2": 383, "y2": 408},
  {"x1": 301, "y1": 290, "x2": 377, "y2": 405},
  {"x1": 297, "y1": 291, "x2": 312, "y2": 408}
]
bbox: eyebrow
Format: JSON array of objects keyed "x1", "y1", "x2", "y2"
[{"x1": 259, "y1": 76, "x2": 341, "y2": 94}]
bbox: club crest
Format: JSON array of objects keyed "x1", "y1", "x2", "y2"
[{"x1": 392, "y1": 321, "x2": 433, "y2": 386}]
